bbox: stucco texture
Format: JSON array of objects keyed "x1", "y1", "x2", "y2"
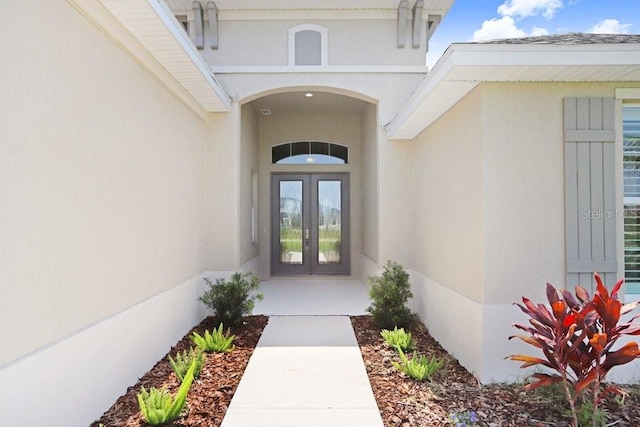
[
  {"x1": 410, "y1": 82, "x2": 632, "y2": 305},
  {"x1": 410, "y1": 87, "x2": 485, "y2": 302},
  {"x1": 0, "y1": 0, "x2": 207, "y2": 367},
  {"x1": 204, "y1": 18, "x2": 426, "y2": 67}
]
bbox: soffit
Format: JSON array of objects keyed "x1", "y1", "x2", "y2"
[
  {"x1": 71, "y1": 0, "x2": 230, "y2": 113},
  {"x1": 387, "y1": 42, "x2": 640, "y2": 140},
  {"x1": 250, "y1": 91, "x2": 369, "y2": 116},
  {"x1": 166, "y1": 0, "x2": 454, "y2": 11}
]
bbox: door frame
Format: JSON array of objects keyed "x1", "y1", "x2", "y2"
[{"x1": 270, "y1": 173, "x2": 350, "y2": 276}]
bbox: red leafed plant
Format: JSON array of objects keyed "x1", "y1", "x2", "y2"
[{"x1": 507, "y1": 273, "x2": 640, "y2": 427}]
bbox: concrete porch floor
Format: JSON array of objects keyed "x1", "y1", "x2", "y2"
[{"x1": 252, "y1": 279, "x2": 371, "y2": 316}]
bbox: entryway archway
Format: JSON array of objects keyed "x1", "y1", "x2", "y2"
[{"x1": 240, "y1": 88, "x2": 378, "y2": 279}]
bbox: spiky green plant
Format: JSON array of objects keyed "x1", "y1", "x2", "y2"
[
  {"x1": 137, "y1": 359, "x2": 196, "y2": 425},
  {"x1": 191, "y1": 323, "x2": 235, "y2": 353},
  {"x1": 392, "y1": 348, "x2": 444, "y2": 382},
  {"x1": 168, "y1": 346, "x2": 205, "y2": 382},
  {"x1": 381, "y1": 326, "x2": 415, "y2": 352}
]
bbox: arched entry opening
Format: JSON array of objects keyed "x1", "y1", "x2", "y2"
[{"x1": 238, "y1": 89, "x2": 379, "y2": 279}]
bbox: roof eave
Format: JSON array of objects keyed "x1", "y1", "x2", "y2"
[
  {"x1": 387, "y1": 42, "x2": 640, "y2": 140},
  {"x1": 68, "y1": 0, "x2": 231, "y2": 114}
]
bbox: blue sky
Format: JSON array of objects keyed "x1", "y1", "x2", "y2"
[{"x1": 428, "y1": 0, "x2": 640, "y2": 67}]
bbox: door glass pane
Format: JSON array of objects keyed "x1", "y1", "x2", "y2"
[
  {"x1": 318, "y1": 180, "x2": 342, "y2": 264},
  {"x1": 280, "y1": 181, "x2": 303, "y2": 264}
]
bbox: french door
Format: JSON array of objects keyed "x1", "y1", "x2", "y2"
[{"x1": 271, "y1": 173, "x2": 350, "y2": 276}]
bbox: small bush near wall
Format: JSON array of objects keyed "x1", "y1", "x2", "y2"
[
  {"x1": 367, "y1": 261, "x2": 413, "y2": 329},
  {"x1": 199, "y1": 272, "x2": 263, "y2": 327}
]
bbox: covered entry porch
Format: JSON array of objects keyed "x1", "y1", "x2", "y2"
[
  {"x1": 236, "y1": 89, "x2": 381, "y2": 280},
  {"x1": 252, "y1": 278, "x2": 371, "y2": 315}
]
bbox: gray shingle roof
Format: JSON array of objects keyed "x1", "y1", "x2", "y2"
[{"x1": 472, "y1": 32, "x2": 640, "y2": 45}]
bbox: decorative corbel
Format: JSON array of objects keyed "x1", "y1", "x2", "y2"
[
  {"x1": 192, "y1": 1, "x2": 204, "y2": 49},
  {"x1": 425, "y1": 14, "x2": 442, "y2": 53},
  {"x1": 206, "y1": 1, "x2": 218, "y2": 49},
  {"x1": 397, "y1": 0, "x2": 409, "y2": 48},
  {"x1": 412, "y1": 0, "x2": 424, "y2": 48}
]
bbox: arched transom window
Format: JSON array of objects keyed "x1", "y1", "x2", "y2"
[{"x1": 272, "y1": 142, "x2": 348, "y2": 164}]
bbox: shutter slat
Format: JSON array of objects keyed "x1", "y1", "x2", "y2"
[
  {"x1": 565, "y1": 142, "x2": 579, "y2": 271},
  {"x1": 603, "y1": 143, "x2": 617, "y2": 262},
  {"x1": 577, "y1": 143, "x2": 592, "y2": 262},
  {"x1": 590, "y1": 143, "x2": 605, "y2": 263}
]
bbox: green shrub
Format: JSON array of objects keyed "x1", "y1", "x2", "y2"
[
  {"x1": 380, "y1": 327, "x2": 414, "y2": 352},
  {"x1": 199, "y1": 272, "x2": 263, "y2": 327},
  {"x1": 366, "y1": 261, "x2": 413, "y2": 329},
  {"x1": 168, "y1": 346, "x2": 205, "y2": 382},
  {"x1": 392, "y1": 348, "x2": 444, "y2": 382},
  {"x1": 137, "y1": 359, "x2": 196, "y2": 425},
  {"x1": 191, "y1": 323, "x2": 235, "y2": 353}
]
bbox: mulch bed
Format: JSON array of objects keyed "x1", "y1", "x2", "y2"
[
  {"x1": 92, "y1": 314, "x2": 640, "y2": 427},
  {"x1": 351, "y1": 315, "x2": 640, "y2": 427},
  {"x1": 91, "y1": 315, "x2": 268, "y2": 427}
]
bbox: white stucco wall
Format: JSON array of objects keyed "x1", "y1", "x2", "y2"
[
  {"x1": 200, "y1": 17, "x2": 428, "y2": 67},
  {"x1": 407, "y1": 81, "x2": 640, "y2": 382},
  {"x1": 361, "y1": 103, "x2": 380, "y2": 264},
  {"x1": 219, "y1": 75, "x2": 424, "y2": 126},
  {"x1": 0, "y1": 0, "x2": 208, "y2": 368},
  {"x1": 482, "y1": 82, "x2": 627, "y2": 304},
  {"x1": 239, "y1": 104, "x2": 260, "y2": 265},
  {"x1": 406, "y1": 87, "x2": 485, "y2": 378},
  {"x1": 0, "y1": 1, "x2": 229, "y2": 424},
  {"x1": 377, "y1": 136, "x2": 413, "y2": 267},
  {"x1": 205, "y1": 107, "x2": 241, "y2": 270},
  {"x1": 482, "y1": 83, "x2": 567, "y2": 304},
  {"x1": 410, "y1": 87, "x2": 485, "y2": 302}
]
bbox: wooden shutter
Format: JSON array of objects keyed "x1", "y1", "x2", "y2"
[{"x1": 564, "y1": 97, "x2": 617, "y2": 290}]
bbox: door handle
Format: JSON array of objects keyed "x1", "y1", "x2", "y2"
[{"x1": 305, "y1": 228, "x2": 310, "y2": 248}]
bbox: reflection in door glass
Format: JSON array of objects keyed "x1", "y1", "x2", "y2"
[
  {"x1": 280, "y1": 181, "x2": 303, "y2": 264},
  {"x1": 318, "y1": 180, "x2": 341, "y2": 264}
]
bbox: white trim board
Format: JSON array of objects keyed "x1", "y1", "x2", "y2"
[
  {"x1": 616, "y1": 88, "x2": 640, "y2": 100},
  {"x1": 388, "y1": 43, "x2": 640, "y2": 139},
  {"x1": 211, "y1": 65, "x2": 430, "y2": 74}
]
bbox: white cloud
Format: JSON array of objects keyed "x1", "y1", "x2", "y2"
[
  {"x1": 588, "y1": 19, "x2": 631, "y2": 34},
  {"x1": 530, "y1": 26, "x2": 551, "y2": 36},
  {"x1": 497, "y1": 0, "x2": 564, "y2": 19},
  {"x1": 472, "y1": 16, "x2": 549, "y2": 41}
]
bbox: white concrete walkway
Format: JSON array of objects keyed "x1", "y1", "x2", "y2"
[
  {"x1": 221, "y1": 316, "x2": 384, "y2": 427},
  {"x1": 252, "y1": 279, "x2": 371, "y2": 316}
]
